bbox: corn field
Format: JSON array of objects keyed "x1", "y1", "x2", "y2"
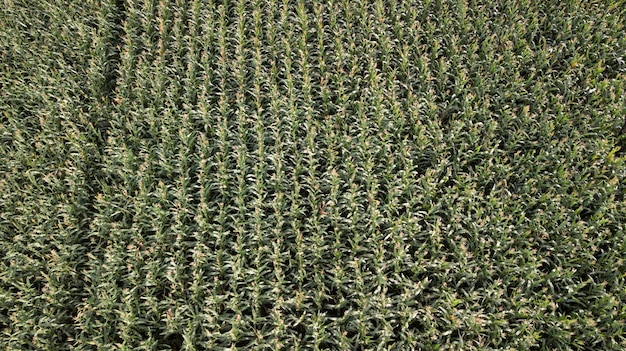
[{"x1": 1, "y1": 0, "x2": 626, "y2": 350}]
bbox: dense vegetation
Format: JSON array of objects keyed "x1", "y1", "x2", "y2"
[{"x1": 1, "y1": 0, "x2": 626, "y2": 349}]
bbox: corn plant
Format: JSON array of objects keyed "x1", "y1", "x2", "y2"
[{"x1": 1, "y1": 0, "x2": 626, "y2": 350}]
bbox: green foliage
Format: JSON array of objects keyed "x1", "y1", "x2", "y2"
[{"x1": 1, "y1": 0, "x2": 626, "y2": 350}]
